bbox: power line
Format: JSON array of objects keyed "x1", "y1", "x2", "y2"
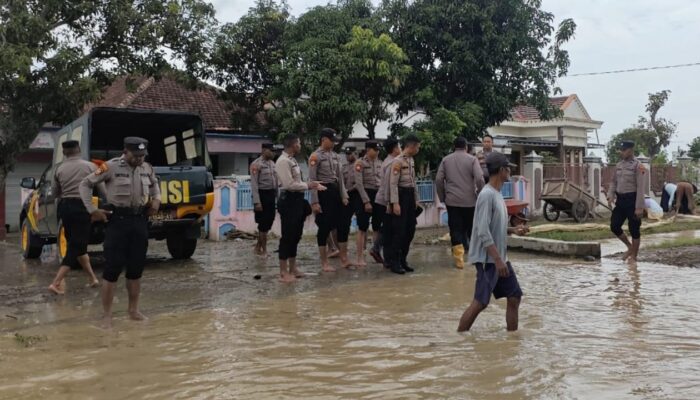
[{"x1": 565, "y1": 62, "x2": 700, "y2": 77}]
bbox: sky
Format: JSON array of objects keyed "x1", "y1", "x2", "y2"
[{"x1": 212, "y1": 0, "x2": 700, "y2": 156}]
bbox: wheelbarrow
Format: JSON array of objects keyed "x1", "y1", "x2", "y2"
[{"x1": 505, "y1": 199, "x2": 529, "y2": 227}]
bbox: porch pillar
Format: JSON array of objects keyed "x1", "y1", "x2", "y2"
[
  {"x1": 583, "y1": 152, "x2": 603, "y2": 203},
  {"x1": 637, "y1": 153, "x2": 651, "y2": 195},
  {"x1": 523, "y1": 151, "x2": 544, "y2": 215},
  {"x1": 677, "y1": 155, "x2": 693, "y2": 183}
]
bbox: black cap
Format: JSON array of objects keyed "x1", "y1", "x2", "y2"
[
  {"x1": 486, "y1": 152, "x2": 517, "y2": 170},
  {"x1": 401, "y1": 134, "x2": 421, "y2": 146},
  {"x1": 262, "y1": 143, "x2": 274, "y2": 150},
  {"x1": 124, "y1": 137, "x2": 149, "y2": 156},
  {"x1": 62, "y1": 140, "x2": 79, "y2": 150},
  {"x1": 320, "y1": 128, "x2": 338, "y2": 142},
  {"x1": 620, "y1": 140, "x2": 635, "y2": 150},
  {"x1": 365, "y1": 140, "x2": 380, "y2": 150},
  {"x1": 344, "y1": 146, "x2": 356, "y2": 155}
]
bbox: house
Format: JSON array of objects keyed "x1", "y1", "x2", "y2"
[{"x1": 486, "y1": 94, "x2": 604, "y2": 171}]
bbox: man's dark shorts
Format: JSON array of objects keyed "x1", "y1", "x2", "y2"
[
  {"x1": 103, "y1": 215, "x2": 148, "y2": 282},
  {"x1": 473, "y1": 261, "x2": 522, "y2": 306},
  {"x1": 255, "y1": 189, "x2": 277, "y2": 232}
]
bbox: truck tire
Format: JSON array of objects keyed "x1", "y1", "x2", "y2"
[
  {"x1": 21, "y1": 219, "x2": 43, "y2": 259},
  {"x1": 166, "y1": 234, "x2": 197, "y2": 259}
]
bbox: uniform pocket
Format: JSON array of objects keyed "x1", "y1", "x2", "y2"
[{"x1": 114, "y1": 177, "x2": 132, "y2": 197}]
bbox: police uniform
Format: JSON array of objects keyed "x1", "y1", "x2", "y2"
[
  {"x1": 338, "y1": 147, "x2": 358, "y2": 243},
  {"x1": 435, "y1": 144, "x2": 485, "y2": 269},
  {"x1": 376, "y1": 150, "x2": 397, "y2": 265},
  {"x1": 309, "y1": 133, "x2": 349, "y2": 246},
  {"x1": 52, "y1": 141, "x2": 100, "y2": 270},
  {"x1": 275, "y1": 150, "x2": 310, "y2": 260},
  {"x1": 250, "y1": 144, "x2": 279, "y2": 233},
  {"x1": 354, "y1": 142, "x2": 383, "y2": 233},
  {"x1": 608, "y1": 141, "x2": 646, "y2": 240},
  {"x1": 388, "y1": 153, "x2": 420, "y2": 273},
  {"x1": 80, "y1": 137, "x2": 160, "y2": 282}
]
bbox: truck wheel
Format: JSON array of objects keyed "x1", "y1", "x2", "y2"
[
  {"x1": 58, "y1": 221, "x2": 68, "y2": 262},
  {"x1": 21, "y1": 219, "x2": 43, "y2": 259},
  {"x1": 166, "y1": 235, "x2": 197, "y2": 259}
]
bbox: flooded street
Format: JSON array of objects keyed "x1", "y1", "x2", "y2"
[{"x1": 2, "y1": 231, "x2": 700, "y2": 399}]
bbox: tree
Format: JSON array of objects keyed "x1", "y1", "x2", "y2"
[
  {"x1": 268, "y1": 0, "x2": 374, "y2": 151},
  {"x1": 210, "y1": 0, "x2": 289, "y2": 132},
  {"x1": 379, "y1": 0, "x2": 576, "y2": 140},
  {"x1": 688, "y1": 137, "x2": 700, "y2": 161},
  {"x1": 606, "y1": 90, "x2": 677, "y2": 164},
  {"x1": 0, "y1": 0, "x2": 216, "y2": 184},
  {"x1": 342, "y1": 26, "x2": 411, "y2": 139}
]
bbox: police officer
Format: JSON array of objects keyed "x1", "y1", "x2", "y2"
[
  {"x1": 387, "y1": 134, "x2": 422, "y2": 274},
  {"x1": 309, "y1": 128, "x2": 350, "y2": 272},
  {"x1": 47, "y1": 140, "x2": 102, "y2": 295},
  {"x1": 339, "y1": 146, "x2": 361, "y2": 265},
  {"x1": 353, "y1": 140, "x2": 383, "y2": 267},
  {"x1": 275, "y1": 133, "x2": 325, "y2": 283},
  {"x1": 608, "y1": 140, "x2": 646, "y2": 263},
  {"x1": 375, "y1": 138, "x2": 401, "y2": 267},
  {"x1": 250, "y1": 143, "x2": 279, "y2": 257},
  {"x1": 80, "y1": 137, "x2": 160, "y2": 329},
  {"x1": 436, "y1": 136, "x2": 485, "y2": 269}
]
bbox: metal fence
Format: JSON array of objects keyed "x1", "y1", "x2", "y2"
[
  {"x1": 416, "y1": 179, "x2": 435, "y2": 203},
  {"x1": 501, "y1": 181, "x2": 513, "y2": 199},
  {"x1": 236, "y1": 181, "x2": 254, "y2": 211}
]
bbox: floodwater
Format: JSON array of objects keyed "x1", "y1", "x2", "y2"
[{"x1": 1, "y1": 232, "x2": 700, "y2": 399}]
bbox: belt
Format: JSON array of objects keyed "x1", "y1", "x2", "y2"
[
  {"x1": 322, "y1": 182, "x2": 339, "y2": 188},
  {"x1": 59, "y1": 198, "x2": 83, "y2": 202},
  {"x1": 111, "y1": 206, "x2": 146, "y2": 216},
  {"x1": 399, "y1": 187, "x2": 415, "y2": 192}
]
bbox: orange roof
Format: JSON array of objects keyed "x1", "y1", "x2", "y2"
[
  {"x1": 87, "y1": 76, "x2": 239, "y2": 131},
  {"x1": 509, "y1": 94, "x2": 585, "y2": 122}
]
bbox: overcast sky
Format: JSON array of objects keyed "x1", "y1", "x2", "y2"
[{"x1": 212, "y1": 0, "x2": 699, "y2": 156}]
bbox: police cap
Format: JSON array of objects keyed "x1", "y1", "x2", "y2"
[
  {"x1": 365, "y1": 140, "x2": 380, "y2": 150},
  {"x1": 619, "y1": 140, "x2": 635, "y2": 150},
  {"x1": 320, "y1": 128, "x2": 339, "y2": 142},
  {"x1": 261, "y1": 143, "x2": 274, "y2": 150},
  {"x1": 124, "y1": 137, "x2": 149, "y2": 156},
  {"x1": 62, "y1": 140, "x2": 79, "y2": 150},
  {"x1": 344, "y1": 146, "x2": 356, "y2": 155}
]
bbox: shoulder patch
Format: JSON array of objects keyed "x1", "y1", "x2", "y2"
[
  {"x1": 94, "y1": 162, "x2": 109, "y2": 176},
  {"x1": 250, "y1": 164, "x2": 258, "y2": 175},
  {"x1": 309, "y1": 153, "x2": 318, "y2": 166},
  {"x1": 392, "y1": 162, "x2": 401, "y2": 174},
  {"x1": 355, "y1": 161, "x2": 363, "y2": 172},
  {"x1": 639, "y1": 164, "x2": 646, "y2": 174}
]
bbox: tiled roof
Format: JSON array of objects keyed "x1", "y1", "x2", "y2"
[
  {"x1": 509, "y1": 95, "x2": 575, "y2": 122},
  {"x1": 88, "y1": 76, "x2": 237, "y2": 131}
]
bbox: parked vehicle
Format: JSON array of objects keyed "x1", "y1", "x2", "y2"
[{"x1": 19, "y1": 108, "x2": 214, "y2": 260}]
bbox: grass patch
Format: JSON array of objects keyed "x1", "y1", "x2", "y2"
[
  {"x1": 14, "y1": 333, "x2": 47, "y2": 348},
  {"x1": 647, "y1": 237, "x2": 700, "y2": 250},
  {"x1": 530, "y1": 220, "x2": 700, "y2": 242}
]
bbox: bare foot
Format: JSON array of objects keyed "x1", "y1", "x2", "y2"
[
  {"x1": 322, "y1": 264, "x2": 336, "y2": 273},
  {"x1": 621, "y1": 250, "x2": 631, "y2": 261},
  {"x1": 355, "y1": 258, "x2": 367, "y2": 268},
  {"x1": 290, "y1": 268, "x2": 305, "y2": 278},
  {"x1": 341, "y1": 259, "x2": 356, "y2": 269},
  {"x1": 129, "y1": 311, "x2": 147, "y2": 321},
  {"x1": 279, "y1": 273, "x2": 297, "y2": 283},
  {"x1": 87, "y1": 279, "x2": 100, "y2": 288},
  {"x1": 328, "y1": 250, "x2": 340, "y2": 258},
  {"x1": 48, "y1": 284, "x2": 65, "y2": 295},
  {"x1": 101, "y1": 315, "x2": 113, "y2": 330}
]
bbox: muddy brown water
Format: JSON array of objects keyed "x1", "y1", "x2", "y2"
[{"x1": 1, "y1": 231, "x2": 700, "y2": 399}]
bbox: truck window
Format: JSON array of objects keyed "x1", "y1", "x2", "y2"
[{"x1": 163, "y1": 129, "x2": 200, "y2": 166}]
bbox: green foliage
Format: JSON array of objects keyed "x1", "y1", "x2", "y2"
[
  {"x1": 606, "y1": 91, "x2": 677, "y2": 164},
  {"x1": 342, "y1": 26, "x2": 411, "y2": 138},
  {"x1": 651, "y1": 152, "x2": 669, "y2": 165},
  {"x1": 0, "y1": 0, "x2": 216, "y2": 180},
  {"x1": 210, "y1": 0, "x2": 289, "y2": 132},
  {"x1": 538, "y1": 151, "x2": 560, "y2": 164},
  {"x1": 379, "y1": 0, "x2": 576, "y2": 140},
  {"x1": 688, "y1": 137, "x2": 700, "y2": 161},
  {"x1": 268, "y1": 1, "x2": 374, "y2": 152}
]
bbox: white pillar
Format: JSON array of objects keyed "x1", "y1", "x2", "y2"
[
  {"x1": 523, "y1": 151, "x2": 544, "y2": 215},
  {"x1": 637, "y1": 153, "x2": 651, "y2": 195},
  {"x1": 584, "y1": 152, "x2": 603, "y2": 203}
]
